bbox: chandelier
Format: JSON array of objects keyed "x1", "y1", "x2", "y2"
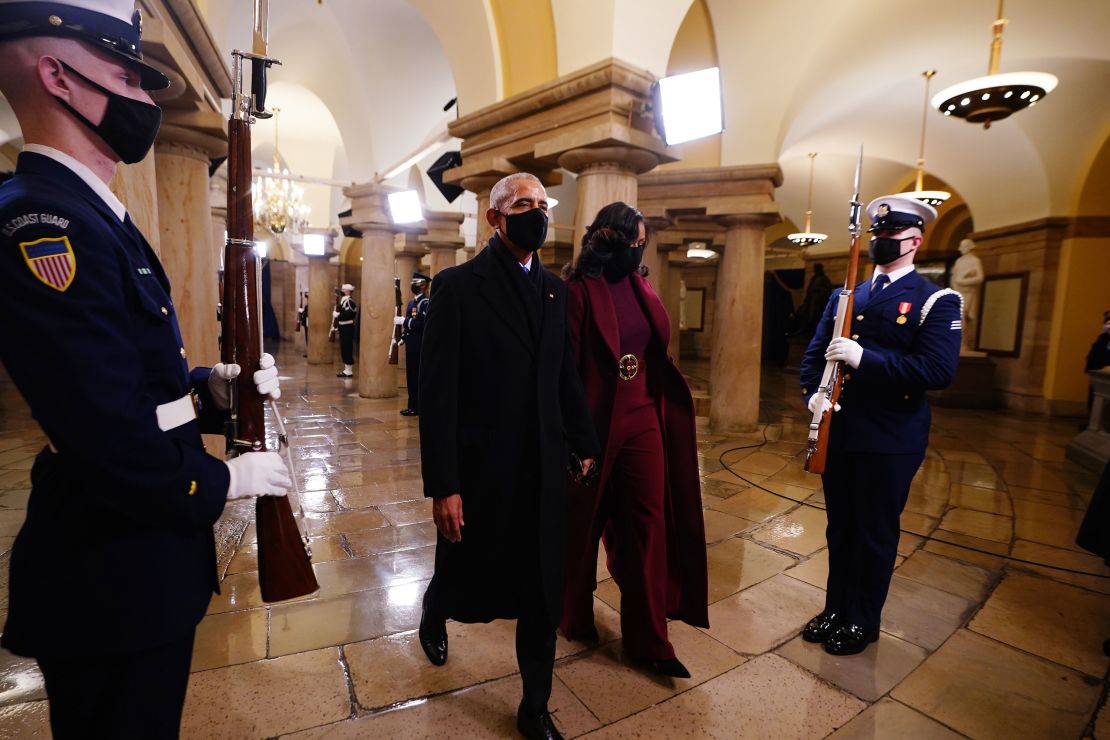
[
  {"x1": 897, "y1": 71, "x2": 950, "y2": 206},
  {"x1": 787, "y1": 152, "x2": 827, "y2": 247},
  {"x1": 932, "y1": 0, "x2": 1057, "y2": 129},
  {"x1": 253, "y1": 108, "x2": 310, "y2": 235}
]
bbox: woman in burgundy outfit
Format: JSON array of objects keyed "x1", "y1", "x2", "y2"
[{"x1": 560, "y1": 202, "x2": 708, "y2": 678}]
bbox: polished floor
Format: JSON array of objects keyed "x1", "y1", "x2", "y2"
[{"x1": 0, "y1": 342, "x2": 1107, "y2": 738}]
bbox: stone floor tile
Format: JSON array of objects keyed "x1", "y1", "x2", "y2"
[
  {"x1": 192, "y1": 608, "x2": 268, "y2": 672},
  {"x1": 1008, "y1": 484, "x2": 1089, "y2": 511},
  {"x1": 555, "y1": 598, "x2": 623, "y2": 660},
  {"x1": 1009, "y1": 539, "x2": 1110, "y2": 595},
  {"x1": 555, "y1": 622, "x2": 744, "y2": 724},
  {"x1": 331, "y1": 480, "x2": 424, "y2": 509},
  {"x1": 723, "y1": 450, "x2": 787, "y2": 477},
  {"x1": 969, "y1": 571, "x2": 1110, "y2": 677},
  {"x1": 0, "y1": 649, "x2": 44, "y2": 708},
  {"x1": 377, "y1": 499, "x2": 432, "y2": 527},
  {"x1": 699, "y1": 477, "x2": 748, "y2": 499},
  {"x1": 1096, "y1": 699, "x2": 1110, "y2": 740},
  {"x1": 304, "y1": 509, "x2": 389, "y2": 537},
  {"x1": 269, "y1": 581, "x2": 425, "y2": 657},
  {"x1": 313, "y1": 546, "x2": 434, "y2": 599},
  {"x1": 895, "y1": 549, "x2": 995, "y2": 602},
  {"x1": 751, "y1": 504, "x2": 828, "y2": 556},
  {"x1": 1013, "y1": 499, "x2": 1087, "y2": 551},
  {"x1": 704, "y1": 574, "x2": 826, "y2": 655},
  {"x1": 880, "y1": 575, "x2": 977, "y2": 651},
  {"x1": 937, "y1": 508, "x2": 1013, "y2": 543},
  {"x1": 580, "y1": 653, "x2": 865, "y2": 739},
  {"x1": 706, "y1": 487, "x2": 794, "y2": 522},
  {"x1": 0, "y1": 701, "x2": 50, "y2": 738},
  {"x1": 776, "y1": 631, "x2": 928, "y2": 702},
  {"x1": 345, "y1": 520, "x2": 436, "y2": 558},
  {"x1": 827, "y1": 697, "x2": 966, "y2": 739},
  {"x1": 922, "y1": 530, "x2": 1009, "y2": 570},
  {"x1": 785, "y1": 548, "x2": 829, "y2": 590},
  {"x1": 283, "y1": 674, "x2": 598, "y2": 739},
  {"x1": 207, "y1": 570, "x2": 265, "y2": 614},
  {"x1": 899, "y1": 511, "x2": 940, "y2": 537},
  {"x1": 182, "y1": 648, "x2": 351, "y2": 739},
  {"x1": 706, "y1": 537, "x2": 794, "y2": 603},
  {"x1": 947, "y1": 483, "x2": 1012, "y2": 516},
  {"x1": 701, "y1": 509, "x2": 756, "y2": 543},
  {"x1": 892, "y1": 629, "x2": 1101, "y2": 740}
]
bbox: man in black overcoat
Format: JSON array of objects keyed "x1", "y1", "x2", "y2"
[{"x1": 417, "y1": 173, "x2": 598, "y2": 740}]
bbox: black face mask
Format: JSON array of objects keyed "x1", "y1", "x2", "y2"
[
  {"x1": 869, "y1": 235, "x2": 917, "y2": 266},
  {"x1": 411, "y1": 283, "x2": 424, "y2": 295},
  {"x1": 499, "y1": 207, "x2": 548, "y2": 252},
  {"x1": 603, "y1": 244, "x2": 644, "y2": 281},
  {"x1": 53, "y1": 61, "x2": 162, "y2": 165}
]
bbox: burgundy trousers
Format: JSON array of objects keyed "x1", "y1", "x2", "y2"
[{"x1": 602, "y1": 372, "x2": 673, "y2": 660}]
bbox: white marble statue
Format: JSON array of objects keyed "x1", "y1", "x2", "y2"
[{"x1": 950, "y1": 238, "x2": 985, "y2": 353}]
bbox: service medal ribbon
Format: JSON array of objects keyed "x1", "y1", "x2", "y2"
[{"x1": 898, "y1": 302, "x2": 912, "y2": 315}]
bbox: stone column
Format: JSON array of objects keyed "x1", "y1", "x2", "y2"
[
  {"x1": 710, "y1": 215, "x2": 777, "y2": 433},
  {"x1": 460, "y1": 175, "x2": 501, "y2": 254},
  {"x1": 653, "y1": 240, "x2": 681, "y2": 363},
  {"x1": 306, "y1": 255, "x2": 334, "y2": 365},
  {"x1": 558, "y1": 147, "x2": 659, "y2": 259},
  {"x1": 643, "y1": 216, "x2": 673, "y2": 293},
  {"x1": 109, "y1": 149, "x2": 161, "y2": 255},
  {"x1": 423, "y1": 211, "x2": 466, "y2": 277},
  {"x1": 344, "y1": 183, "x2": 401, "y2": 398},
  {"x1": 395, "y1": 233, "x2": 426, "y2": 286},
  {"x1": 154, "y1": 125, "x2": 226, "y2": 369}
]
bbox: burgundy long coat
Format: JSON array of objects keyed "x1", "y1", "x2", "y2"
[{"x1": 561, "y1": 272, "x2": 709, "y2": 632}]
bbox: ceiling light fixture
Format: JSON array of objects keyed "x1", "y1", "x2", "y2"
[
  {"x1": 931, "y1": 0, "x2": 1057, "y2": 129},
  {"x1": 253, "y1": 107, "x2": 311, "y2": 235},
  {"x1": 897, "y1": 71, "x2": 950, "y2": 206},
  {"x1": 685, "y1": 241, "x2": 716, "y2": 260},
  {"x1": 787, "y1": 152, "x2": 828, "y2": 247}
]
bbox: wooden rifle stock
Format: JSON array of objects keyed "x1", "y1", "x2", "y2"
[
  {"x1": 805, "y1": 146, "x2": 864, "y2": 475},
  {"x1": 388, "y1": 277, "x2": 402, "y2": 364},
  {"x1": 223, "y1": 17, "x2": 318, "y2": 603}
]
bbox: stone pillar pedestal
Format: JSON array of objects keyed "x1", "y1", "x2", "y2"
[
  {"x1": 344, "y1": 183, "x2": 401, "y2": 398},
  {"x1": 306, "y1": 254, "x2": 335, "y2": 365},
  {"x1": 154, "y1": 124, "x2": 226, "y2": 369},
  {"x1": 423, "y1": 211, "x2": 466, "y2": 277},
  {"x1": 710, "y1": 215, "x2": 777, "y2": 433},
  {"x1": 558, "y1": 147, "x2": 659, "y2": 259}
]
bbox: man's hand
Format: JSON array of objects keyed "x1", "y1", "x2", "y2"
[
  {"x1": 394, "y1": 316, "x2": 406, "y2": 326},
  {"x1": 807, "y1": 394, "x2": 841, "y2": 415},
  {"x1": 225, "y1": 451, "x2": 292, "y2": 500},
  {"x1": 433, "y1": 494, "x2": 464, "y2": 542},
  {"x1": 253, "y1": 353, "x2": 281, "y2": 399},
  {"x1": 209, "y1": 353, "x2": 281, "y2": 410},
  {"x1": 825, "y1": 337, "x2": 863, "y2": 369}
]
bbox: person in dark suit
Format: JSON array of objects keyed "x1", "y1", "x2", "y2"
[
  {"x1": 417, "y1": 173, "x2": 599, "y2": 740},
  {"x1": 799, "y1": 194, "x2": 962, "y2": 656},
  {"x1": 334, "y1": 283, "x2": 357, "y2": 377},
  {"x1": 399, "y1": 271, "x2": 429, "y2": 416},
  {"x1": 559, "y1": 202, "x2": 707, "y2": 679},
  {"x1": 0, "y1": 3, "x2": 291, "y2": 736}
]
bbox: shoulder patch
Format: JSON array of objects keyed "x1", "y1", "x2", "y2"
[{"x1": 19, "y1": 235, "x2": 76, "y2": 292}]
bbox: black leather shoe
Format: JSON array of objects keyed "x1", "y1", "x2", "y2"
[
  {"x1": 802, "y1": 610, "x2": 844, "y2": 643},
  {"x1": 418, "y1": 609, "x2": 447, "y2": 666},
  {"x1": 823, "y1": 623, "x2": 879, "y2": 656},
  {"x1": 645, "y1": 656, "x2": 691, "y2": 679},
  {"x1": 516, "y1": 702, "x2": 562, "y2": 740},
  {"x1": 336, "y1": 371, "x2": 353, "y2": 378},
  {"x1": 400, "y1": 408, "x2": 418, "y2": 416}
]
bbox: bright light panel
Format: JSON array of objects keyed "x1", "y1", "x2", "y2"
[
  {"x1": 388, "y1": 190, "x2": 423, "y2": 224},
  {"x1": 303, "y1": 233, "x2": 325, "y2": 256},
  {"x1": 254, "y1": 241, "x2": 268, "y2": 258},
  {"x1": 658, "y1": 67, "x2": 723, "y2": 145}
]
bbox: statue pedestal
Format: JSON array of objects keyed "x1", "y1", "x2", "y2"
[{"x1": 932, "y1": 355, "x2": 997, "y2": 408}]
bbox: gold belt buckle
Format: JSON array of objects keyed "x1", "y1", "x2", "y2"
[
  {"x1": 189, "y1": 388, "x2": 200, "y2": 416},
  {"x1": 618, "y1": 353, "x2": 640, "y2": 381}
]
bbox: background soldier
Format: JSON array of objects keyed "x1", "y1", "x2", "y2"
[
  {"x1": 334, "y1": 283, "x2": 357, "y2": 377},
  {"x1": 799, "y1": 195, "x2": 962, "y2": 656},
  {"x1": 0, "y1": 1, "x2": 291, "y2": 735},
  {"x1": 399, "y1": 271, "x2": 429, "y2": 416}
]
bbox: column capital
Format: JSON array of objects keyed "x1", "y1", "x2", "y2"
[
  {"x1": 557, "y1": 146, "x2": 659, "y2": 176},
  {"x1": 343, "y1": 182, "x2": 405, "y2": 234},
  {"x1": 396, "y1": 232, "x2": 429, "y2": 260},
  {"x1": 639, "y1": 164, "x2": 784, "y2": 224},
  {"x1": 156, "y1": 110, "x2": 228, "y2": 160},
  {"x1": 715, "y1": 213, "x2": 781, "y2": 230}
]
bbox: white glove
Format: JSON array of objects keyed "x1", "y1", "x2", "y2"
[
  {"x1": 207, "y1": 362, "x2": 241, "y2": 411},
  {"x1": 208, "y1": 353, "x2": 281, "y2": 409},
  {"x1": 254, "y1": 352, "x2": 281, "y2": 400},
  {"x1": 393, "y1": 316, "x2": 405, "y2": 326},
  {"x1": 807, "y1": 394, "x2": 841, "y2": 415},
  {"x1": 225, "y1": 451, "x2": 291, "y2": 500},
  {"x1": 332, "y1": 310, "x2": 340, "y2": 319},
  {"x1": 825, "y1": 337, "x2": 863, "y2": 369}
]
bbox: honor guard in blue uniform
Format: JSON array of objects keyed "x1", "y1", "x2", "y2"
[
  {"x1": 799, "y1": 194, "x2": 962, "y2": 655},
  {"x1": 0, "y1": 1, "x2": 292, "y2": 736},
  {"x1": 399, "y1": 271, "x2": 429, "y2": 416},
  {"x1": 334, "y1": 283, "x2": 357, "y2": 377}
]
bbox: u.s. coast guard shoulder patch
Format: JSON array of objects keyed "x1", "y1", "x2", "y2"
[{"x1": 19, "y1": 235, "x2": 76, "y2": 292}]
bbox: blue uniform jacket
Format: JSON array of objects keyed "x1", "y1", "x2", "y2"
[
  {"x1": 0, "y1": 152, "x2": 230, "y2": 658},
  {"x1": 402, "y1": 293, "x2": 429, "y2": 350},
  {"x1": 799, "y1": 270, "x2": 962, "y2": 454}
]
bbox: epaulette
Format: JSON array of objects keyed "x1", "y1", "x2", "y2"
[{"x1": 919, "y1": 288, "x2": 963, "y2": 326}]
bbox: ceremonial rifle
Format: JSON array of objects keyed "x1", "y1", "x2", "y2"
[
  {"x1": 223, "y1": 0, "x2": 318, "y2": 602},
  {"x1": 805, "y1": 145, "x2": 864, "y2": 475},
  {"x1": 328, "y1": 289, "x2": 341, "y2": 341},
  {"x1": 294, "y1": 290, "x2": 305, "y2": 331},
  {"x1": 388, "y1": 277, "x2": 402, "y2": 364}
]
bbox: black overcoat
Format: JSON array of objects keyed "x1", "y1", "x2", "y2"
[{"x1": 418, "y1": 236, "x2": 599, "y2": 624}]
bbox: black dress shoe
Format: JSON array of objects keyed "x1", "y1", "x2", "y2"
[
  {"x1": 400, "y1": 408, "x2": 418, "y2": 416},
  {"x1": 336, "y1": 371, "x2": 353, "y2": 378},
  {"x1": 418, "y1": 609, "x2": 447, "y2": 666},
  {"x1": 823, "y1": 623, "x2": 879, "y2": 656},
  {"x1": 516, "y1": 702, "x2": 563, "y2": 740},
  {"x1": 802, "y1": 610, "x2": 844, "y2": 643},
  {"x1": 645, "y1": 656, "x2": 691, "y2": 679}
]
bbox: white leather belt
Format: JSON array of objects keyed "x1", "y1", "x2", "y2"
[{"x1": 156, "y1": 392, "x2": 198, "y2": 431}]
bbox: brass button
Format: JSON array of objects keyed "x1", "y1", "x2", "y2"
[
  {"x1": 48, "y1": 14, "x2": 62, "y2": 26},
  {"x1": 856, "y1": 315, "x2": 865, "y2": 321},
  {"x1": 851, "y1": 334, "x2": 859, "y2": 340},
  {"x1": 903, "y1": 394, "x2": 910, "y2": 400},
  {"x1": 801, "y1": 388, "x2": 808, "y2": 395},
  {"x1": 160, "y1": 306, "x2": 169, "y2": 315},
  {"x1": 179, "y1": 347, "x2": 187, "y2": 359},
  {"x1": 844, "y1": 373, "x2": 852, "y2": 380}
]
